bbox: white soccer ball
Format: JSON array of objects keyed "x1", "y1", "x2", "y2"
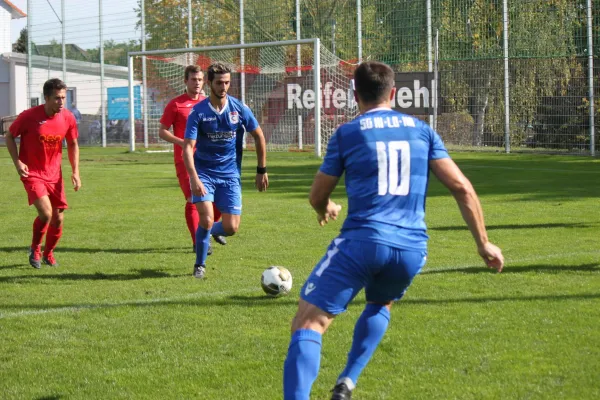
[{"x1": 261, "y1": 266, "x2": 293, "y2": 297}]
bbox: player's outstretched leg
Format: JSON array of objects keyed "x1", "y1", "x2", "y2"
[
  {"x1": 193, "y1": 226, "x2": 211, "y2": 279},
  {"x1": 211, "y1": 203, "x2": 227, "y2": 245},
  {"x1": 29, "y1": 217, "x2": 48, "y2": 269},
  {"x1": 43, "y1": 225, "x2": 62, "y2": 267},
  {"x1": 185, "y1": 202, "x2": 199, "y2": 248},
  {"x1": 332, "y1": 303, "x2": 391, "y2": 399},
  {"x1": 42, "y1": 209, "x2": 64, "y2": 267},
  {"x1": 283, "y1": 329, "x2": 323, "y2": 400},
  {"x1": 30, "y1": 197, "x2": 53, "y2": 269}
]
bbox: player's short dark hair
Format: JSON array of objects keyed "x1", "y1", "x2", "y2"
[
  {"x1": 184, "y1": 65, "x2": 203, "y2": 80},
  {"x1": 207, "y1": 63, "x2": 232, "y2": 81},
  {"x1": 353, "y1": 61, "x2": 395, "y2": 104},
  {"x1": 43, "y1": 78, "x2": 67, "y2": 98}
]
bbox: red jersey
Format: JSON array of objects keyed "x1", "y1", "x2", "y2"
[
  {"x1": 10, "y1": 105, "x2": 78, "y2": 182},
  {"x1": 160, "y1": 93, "x2": 206, "y2": 163}
]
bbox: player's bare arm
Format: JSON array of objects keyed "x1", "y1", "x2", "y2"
[
  {"x1": 67, "y1": 138, "x2": 81, "y2": 191},
  {"x1": 249, "y1": 127, "x2": 269, "y2": 192},
  {"x1": 430, "y1": 157, "x2": 504, "y2": 272},
  {"x1": 309, "y1": 171, "x2": 342, "y2": 226},
  {"x1": 182, "y1": 137, "x2": 206, "y2": 197},
  {"x1": 158, "y1": 123, "x2": 185, "y2": 148},
  {"x1": 5, "y1": 134, "x2": 29, "y2": 178}
]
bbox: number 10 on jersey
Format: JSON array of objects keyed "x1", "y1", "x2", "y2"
[{"x1": 376, "y1": 141, "x2": 410, "y2": 196}]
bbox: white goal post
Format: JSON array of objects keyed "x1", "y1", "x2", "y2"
[{"x1": 126, "y1": 38, "x2": 357, "y2": 156}]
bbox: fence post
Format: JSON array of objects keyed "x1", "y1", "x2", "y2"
[
  {"x1": 296, "y1": 0, "x2": 303, "y2": 150},
  {"x1": 100, "y1": 0, "x2": 107, "y2": 148},
  {"x1": 27, "y1": 0, "x2": 32, "y2": 108},
  {"x1": 357, "y1": 0, "x2": 362, "y2": 62},
  {"x1": 503, "y1": 0, "x2": 510, "y2": 153},
  {"x1": 427, "y1": 0, "x2": 432, "y2": 127},
  {"x1": 61, "y1": 0, "x2": 66, "y2": 82},
  {"x1": 587, "y1": 0, "x2": 595, "y2": 156},
  {"x1": 142, "y1": 0, "x2": 148, "y2": 148}
]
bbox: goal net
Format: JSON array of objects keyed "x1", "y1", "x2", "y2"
[{"x1": 127, "y1": 39, "x2": 357, "y2": 156}]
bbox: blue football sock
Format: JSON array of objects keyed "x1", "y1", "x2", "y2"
[
  {"x1": 210, "y1": 221, "x2": 228, "y2": 237},
  {"x1": 194, "y1": 226, "x2": 211, "y2": 266},
  {"x1": 283, "y1": 329, "x2": 322, "y2": 400},
  {"x1": 337, "y1": 303, "x2": 390, "y2": 388}
]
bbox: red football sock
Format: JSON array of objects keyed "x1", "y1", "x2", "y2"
[
  {"x1": 43, "y1": 225, "x2": 63, "y2": 255},
  {"x1": 185, "y1": 202, "x2": 199, "y2": 245},
  {"x1": 32, "y1": 217, "x2": 49, "y2": 248},
  {"x1": 212, "y1": 203, "x2": 222, "y2": 222}
]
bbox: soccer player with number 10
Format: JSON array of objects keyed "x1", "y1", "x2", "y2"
[{"x1": 283, "y1": 61, "x2": 504, "y2": 400}]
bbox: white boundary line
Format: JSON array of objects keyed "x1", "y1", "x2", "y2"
[
  {"x1": 459, "y1": 164, "x2": 600, "y2": 175},
  {"x1": 0, "y1": 288, "x2": 258, "y2": 319},
  {"x1": 1, "y1": 250, "x2": 598, "y2": 319}
]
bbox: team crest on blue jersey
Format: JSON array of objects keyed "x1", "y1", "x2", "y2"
[{"x1": 229, "y1": 111, "x2": 239, "y2": 124}]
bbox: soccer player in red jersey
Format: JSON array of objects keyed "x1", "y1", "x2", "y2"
[
  {"x1": 5, "y1": 78, "x2": 81, "y2": 269},
  {"x1": 159, "y1": 65, "x2": 226, "y2": 254}
]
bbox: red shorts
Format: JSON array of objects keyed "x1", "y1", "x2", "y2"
[
  {"x1": 22, "y1": 177, "x2": 68, "y2": 209},
  {"x1": 175, "y1": 161, "x2": 192, "y2": 200}
]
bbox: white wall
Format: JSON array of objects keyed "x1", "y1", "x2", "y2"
[
  {"x1": 1, "y1": 52, "x2": 138, "y2": 117},
  {"x1": 27, "y1": 65, "x2": 131, "y2": 115},
  {"x1": 0, "y1": 82, "x2": 8, "y2": 117},
  {"x1": 0, "y1": 4, "x2": 11, "y2": 54},
  {"x1": 11, "y1": 60, "x2": 27, "y2": 114}
]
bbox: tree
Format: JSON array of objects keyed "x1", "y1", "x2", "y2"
[
  {"x1": 435, "y1": 0, "x2": 583, "y2": 147},
  {"x1": 86, "y1": 40, "x2": 141, "y2": 67},
  {"x1": 13, "y1": 27, "x2": 28, "y2": 53}
]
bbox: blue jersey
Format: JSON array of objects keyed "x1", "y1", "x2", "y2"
[
  {"x1": 320, "y1": 108, "x2": 450, "y2": 250},
  {"x1": 185, "y1": 96, "x2": 258, "y2": 179}
]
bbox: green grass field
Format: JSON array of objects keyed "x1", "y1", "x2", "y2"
[{"x1": 1, "y1": 148, "x2": 599, "y2": 399}]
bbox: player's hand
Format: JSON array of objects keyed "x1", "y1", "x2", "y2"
[
  {"x1": 191, "y1": 178, "x2": 206, "y2": 197},
  {"x1": 317, "y1": 202, "x2": 342, "y2": 226},
  {"x1": 15, "y1": 160, "x2": 29, "y2": 178},
  {"x1": 255, "y1": 173, "x2": 268, "y2": 192},
  {"x1": 478, "y1": 242, "x2": 504, "y2": 273},
  {"x1": 71, "y1": 173, "x2": 81, "y2": 191},
  {"x1": 175, "y1": 138, "x2": 185, "y2": 148}
]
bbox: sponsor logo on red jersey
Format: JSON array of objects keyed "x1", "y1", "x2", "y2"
[{"x1": 39, "y1": 134, "x2": 62, "y2": 148}]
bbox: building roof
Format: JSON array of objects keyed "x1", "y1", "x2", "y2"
[{"x1": 2, "y1": 0, "x2": 27, "y2": 19}]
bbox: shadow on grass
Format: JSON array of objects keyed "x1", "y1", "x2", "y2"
[
  {"x1": 429, "y1": 222, "x2": 594, "y2": 231},
  {"x1": 35, "y1": 396, "x2": 63, "y2": 400},
  {"x1": 422, "y1": 262, "x2": 600, "y2": 275},
  {"x1": 0, "y1": 246, "x2": 189, "y2": 254},
  {"x1": 0, "y1": 269, "x2": 174, "y2": 283},
  {"x1": 0, "y1": 264, "x2": 26, "y2": 270}
]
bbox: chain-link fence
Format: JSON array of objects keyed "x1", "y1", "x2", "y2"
[{"x1": 17, "y1": 0, "x2": 599, "y2": 155}]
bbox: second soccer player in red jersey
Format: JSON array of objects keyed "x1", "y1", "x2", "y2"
[
  {"x1": 6, "y1": 78, "x2": 81, "y2": 269},
  {"x1": 159, "y1": 65, "x2": 226, "y2": 254}
]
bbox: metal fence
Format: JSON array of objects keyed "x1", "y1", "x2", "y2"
[{"x1": 19, "y1": 0, "x2": 599, "y2": 155}]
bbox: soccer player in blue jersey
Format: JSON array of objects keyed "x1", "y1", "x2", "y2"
[
  {"x1": 283, "y1": 61, "x2": 504, "y2": 400},
  {"x1": 183, "y1": 62, "x2": 268, "y2": 279}
]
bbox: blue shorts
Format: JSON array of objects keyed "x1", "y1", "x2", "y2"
[
  {"x1": 300, "y1": 238, "x2": 427, "y2": 315},
  {"x1": 191, "y1": 173, "x2": 242, "y2": 215}
]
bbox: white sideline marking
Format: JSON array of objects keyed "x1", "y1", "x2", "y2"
[
  {"x1": 459, "y1": 164, "x2": 600, "y2": 175},
  {"x1": 0, "y1": 287, "x2": 257, "y2": 319},
  {"x1": 2, "y1": 250, "x2": 598, "y2": 319}
]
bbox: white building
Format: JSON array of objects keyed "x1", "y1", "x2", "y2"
[
  {"x1": 0, "y1": 0, "x2": 134, "y2": 120},
  {"x1": 2, "y1": 51, "x2": 133, "y2": 116},
  {"x1": 0, "y1": 0, "x2": 25, "y2": 118}
]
